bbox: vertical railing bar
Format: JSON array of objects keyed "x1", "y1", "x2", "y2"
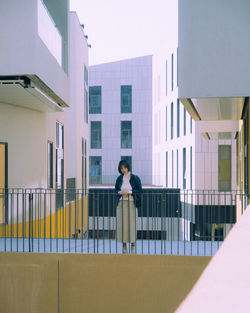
[
  {"x1": 49, "y1": 190, "x2": 52, "y2": 253},
  {"x1": 108, "y1": 191, "x2": 111, "y2": 254},
  {"x1": 75, "y1": 190, "x2": 77, "y2": 253},
  {"x1": 103, "y1": 191, "x2": 105, "y2": 254},
  {"x1": 17, "y1": 191, "x2": 19, "y2": 252},
  {"x1": 81, "y1": 189, "x2": 84, "y2": 253},
  {"x1": 97, "y1": 192, "x2": 100, "y2": 254},
  {"x1": 69, "y1": 199, "x2": 71, "y2": 253},
  {"x1": 10, "y1": 191, "x2": 13, "y2": 252},
  {"x1": 44, "y1": 192, "x2": 46, "y2": 253},
  {"x1": 22, "y1": 189, "x2": 25, "y2": 252}
]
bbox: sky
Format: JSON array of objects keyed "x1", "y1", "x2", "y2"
[{"x1": 69, "y1": 0, "x2": 178, "y2": 65}]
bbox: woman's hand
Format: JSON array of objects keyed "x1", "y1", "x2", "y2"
[{"x1": 118, "y1": 190, "x2": 128, "y2": 196}]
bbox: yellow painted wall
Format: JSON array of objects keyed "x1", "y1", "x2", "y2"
[
  {"x1": 0, "y1": 196, "x2": 88, "y2": 238},
  {"x1": 0, "y1": 252, "x2": 211, "y2": 313}
]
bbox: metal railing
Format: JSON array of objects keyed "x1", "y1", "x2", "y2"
[{"x1": 0, "y1": 188, "x2": 248, "y2": 255}]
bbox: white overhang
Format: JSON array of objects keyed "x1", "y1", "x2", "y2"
[
  {"x1": 0, "y1": 76, "x2": 67, "y2": 112},
  {"x1": 180, "y1": 97, "x2": 245, "y2": 121},
  {"x1": 198, "y1": 120, "x2": 242, "y2": 140}
]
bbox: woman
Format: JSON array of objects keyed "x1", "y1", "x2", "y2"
[{"x1": 115, "y1": 160, "x2": 142, "y2": 254}]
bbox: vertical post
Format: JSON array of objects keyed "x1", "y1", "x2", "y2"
[{"x1": 29, "y1": 193, "x2": 33, "y2": 252}]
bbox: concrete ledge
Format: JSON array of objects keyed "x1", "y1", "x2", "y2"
[{"x1": 0, "y1": 253, "x2": 211, "y2": 313}]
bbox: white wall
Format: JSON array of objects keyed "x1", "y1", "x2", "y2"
[
  {"x1": 0, "y1": 103, "x2": 66, "y2": 188},
  {"x1": 0, "y1": 0, "x2": 69, "y2": 105},
  {"x1": 67, "y1": 12, "x2": 89, "y2": 189},
  {"x1": 178, "y1": 0, "x2": 250, "y2": 98}
]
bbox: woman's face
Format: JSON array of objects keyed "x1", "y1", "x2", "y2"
[{"x1": 120, "y1": 165, "x2": 129, "y2": 174}]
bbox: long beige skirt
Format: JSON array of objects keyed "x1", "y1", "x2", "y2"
[{"x1": 116, "y1": 200, "x2": 138, "y2": 243}]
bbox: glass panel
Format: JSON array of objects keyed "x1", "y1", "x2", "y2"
[
  {"x1": 91, "y1": 121, "x2": 102, "y2": 149},
  {"x1": 171, "y1": 102, "x2": 173, "y2": 139},
  {"x1": 183, "y1": 148, "x2": 186, "y2": 189},
  {"x1": 121, "y1": 85, "x2": 132, "y2": 113},
  {"x1": 177, "y1": 99, "x2": 180, "y2": 137},
  {"x1": 121, "y1": 121, "x2": 132, "y2": 148},
  {"x1": 89, "y1": 86, "x2": 102, "y2": 114},
  {"x1": 90, "y1": 156, "x2": 102, "y2": 184},
  {"x1": 47, "y1": 142, "x2": 53, "y2": 188}
]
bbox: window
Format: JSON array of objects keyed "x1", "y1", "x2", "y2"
[
  {"x1": 177, "y1": 48, "x2": 178, "y2": 87},
  {"x1": 166, "y1": 60, "x2": 168, "y2": 96},
  {"x1": 190, "y1": 146, "x2": 193, "y2": 189},
  {"x1": 90, "y1": 156, "x2": 102, "y2": 184},
  {"x1": 183, "y1": 148, "x2": 186, "y2": 189},
  {"x1": 165, "y1": 106, "x2": 168, "y2": 141},
  {"x1": 171, "y1": 53, "x2": 174, "y2": 91},
  {"x1": 82, "y1": 138, "x2": 87, "y2": 190},
  {"x1": 171, "y1": 102, "x2": 173, "y2": 139},
  {"x1": 121, "y1": 156, "x2": 132, "y2": 172},
  {"x1": 84, "y1": 65, "x2": 88, "y2": 85},
  {"x1": 89, "y1": 86, "x2": 102, "y2": 114},
  {"x1": 190, "y1": 115, "x2": 192, "y2": 134},
  {"x1": 172, "y1": 150, "x2": 174, "y2": 187},
  {"x1": 56, "y1": 122, "x2": 64, "y2": 209},
  {"x1": 47, "y1": 141, "x2": 53, "y2": 188},
  {"x1": 121, "y1": 85, "x2": 132, "y2": 113},
  {"x1": 176, "y1": 149, "x2": 179, "y2": 188},
  {"x1": 177, "y1": 99, "x2": 180, "y2": 138},
  {"x1": 121, "y1": 121, "x2": 132, "y2": 148},
  {"x1": 218, "y1": 145, "x2": 231, "y2": 191},
  {"x1": 84, "y1": 88, "x2": 88, "y2": 123},
  {"x1": 183, "y1": 107, "x2": 186, "y2": 136},
  {"x1": 91, "y1": 121, "x2": 102, "y2": 149},
  {"x1": 166, "y1": 152, "x2": 168, "y2": 187}
]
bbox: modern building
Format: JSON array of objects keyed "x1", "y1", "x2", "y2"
[
  {"x1": 89, "y1": 55, "x2": 153, "y2": 185},
  {"x1": 89, "y1": 53, "x2": 236, "y2": 193},
  {"x1": 177, "y1": 0, "x2": 250, "y2": 217},
  {"x1": 0, "y1": 1, "x2": 89, "y2": 235}
]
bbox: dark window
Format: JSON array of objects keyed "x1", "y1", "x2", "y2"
[
  {"x1": 82, "y1": 138, "x2": 87, "y2": 190},
  {"x1": 183, "y1": 107, "x2": 186, "y2": 136},
  {"x1": 47, "y1": 141, "x2": 53, "y2": 188},
  {"x1": 172, "y1": 150, "x2": 174, "y2": 187},
  {"x1": 166, "y1": 60, "x2": 168, "y2": 96},
  {"x1": 177, "y1": 99, "x2": 180, "y2": 138},
  {"x1": 91, "y1": 121, "x2": 102, "y2": 149},
  {"x1": 121, "y1": 121, "x2": 132, "y2": 148},
  {"x1": 166, "y1": 106, "x2": 168, "y2": 141},
  {"x1": 166, "y1": 151, "x2": 168, "y2": 187},
  {"x1": 89, "y1": 86, "x2": 102, "y2": 114},
  {"x1": 121, "y1": 85, "x2": 132, "y2": 113},
  {"x1": 56, "y1": 122, "x2": 64, "y2": 209},
  {"x1": 171, "y1": 53, "x2": 174, "y2": 91},
  {"x1": 121, "y1": 156, "x2": 132, "y2": 172},
  {"x1": 176, "y1": 149, "x2": 179, "y2": 188},
  {"x1": 84, "y1": 65, "x2": 88, "y2": 85},
  {"x1": 84, "y1": 88, "x2": 88, "y2": 123},
  {"x1": 183, "y1": 148, "x2": 186, "y2": 189},
  {"x1": 90, "y1": 156, "x2": 102, "y2": 184},
  {"x1": 171, "y1": 102, "x2": 173, "y2": 139}
]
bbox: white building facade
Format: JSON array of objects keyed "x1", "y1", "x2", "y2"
[{"x1": 89, "y1": 56, "x2": 153, "y2": 185}]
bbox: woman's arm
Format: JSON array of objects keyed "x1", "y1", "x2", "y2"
[{"x1": 132, "y1": 175, "x2": 142, "y2": 194}]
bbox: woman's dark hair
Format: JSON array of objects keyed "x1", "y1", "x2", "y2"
[{"x1": 118, "y1": 159, "x2": 130, "y2": 174}]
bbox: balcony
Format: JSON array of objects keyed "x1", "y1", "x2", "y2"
[
  {"x1": 0, "y1": 188, "x2": 245, "y2": 255},
  {"x1": 0, "y1": 0, "x2": 69, "y2": 111}
]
